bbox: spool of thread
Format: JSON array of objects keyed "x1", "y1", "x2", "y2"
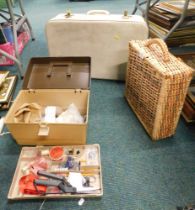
[
  {"x1": 22, "y1": 165, "x2": 30, "y2": 175},
  {"x1": 49, "y1": 167, "x2": 69, "y2": 173},
  {"x1": 3, "y1": 25, "x2": 14, "y2": 43},
  {"x1": 41, "y1": 150, "x2": 49, "y2": 156},
  {"x1": 49, "y1": 146, "x2": 64, "y2": 161}
]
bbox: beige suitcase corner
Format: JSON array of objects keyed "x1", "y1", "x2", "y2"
[
  {"x1": 5, "y1": 57, "x2": 91, "y2": 145},
  {"x1": 45, "y1": 11, "x2": 148, "y2": 80}
]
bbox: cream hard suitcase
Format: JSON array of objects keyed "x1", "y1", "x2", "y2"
[{"x1": 45, "y1": 10, "x2": 148, "y2": 80}]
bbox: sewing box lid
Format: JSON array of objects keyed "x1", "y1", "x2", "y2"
[{"x1": 22, "y1": 57, "x2": 91, "y2": 90}]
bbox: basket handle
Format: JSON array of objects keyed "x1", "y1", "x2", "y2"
[
  {"x1": 145, "y1": 39, "x2": 170, "y2": 62},
  {"x1": 87, "y1": 10, "x2": 110, "y2": 15}
]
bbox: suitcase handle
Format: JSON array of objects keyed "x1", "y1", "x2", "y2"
[
  {"x1": 145, "y1": 38, "x2": 170, "y2": 62},
  {"x1": 87, "y1": 10, "x2": 110, "y2": 15}
]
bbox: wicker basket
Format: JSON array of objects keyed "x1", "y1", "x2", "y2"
[{"x1": 125, "y1": 38, "x2": 193, "y2": 140}]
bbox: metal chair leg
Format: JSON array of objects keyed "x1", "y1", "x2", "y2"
[
  {"x1": 5, "y1": 0, "x2": 23, "y2": 78},
  {"x1": 2, "y1": 0, "x2": 35, "y2": 78},
  {"x1": 164, "y1": 0, "x2": 190, "y2": 40},
  {"x1": 132, "y1": 0, "x2": 139, "y2": 14},
  {"x1": 18, "y1": 0, "x2": 35, "y2": 41}
]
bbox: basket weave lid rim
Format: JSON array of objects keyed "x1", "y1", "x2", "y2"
[{"x1": 130, "y1": 40, "x2": 193, "y2": 77}]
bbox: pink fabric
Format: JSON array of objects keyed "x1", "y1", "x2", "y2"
[
  {"x1": 0, "y1": 31, "x2": 30, "y2": 66},
  {"x1": 30, "y1": 157, "x2": 48, "y2": 175},
  {"x1": 18, "y1": 31, "x2": 30, "y2": 54},
  {"x1": 0, "y1": 42, "x2": 15, "y2": 65}
]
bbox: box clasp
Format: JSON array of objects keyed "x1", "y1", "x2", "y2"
[
  {"x1": 66, "y1": 64, "x2": 72, "y2": 78},
  {"x1": 38, "y1": 123, "x2": 49, "y2": 136}
]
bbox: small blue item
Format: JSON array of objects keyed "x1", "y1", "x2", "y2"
[
  {"x1": 65, "y1": 156, "x2": 74, "y2": 169},
  {"x1": 3, "y1": 25, "x2": 14, "y2": 43}
]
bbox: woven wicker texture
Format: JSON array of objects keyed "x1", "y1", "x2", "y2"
[{"x1": 125, "y1": 38, "x2": 193, "y2": 140}]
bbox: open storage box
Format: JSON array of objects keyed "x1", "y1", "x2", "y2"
[
  {"x1": 5, "y1": 57, "x2": 91, "y2": 145},
  {"x1": 8, "y1": 144, "x2": 103, "y2": 199}
]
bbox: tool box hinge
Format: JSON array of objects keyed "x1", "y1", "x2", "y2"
[
  {"x1": 74, "y1": 89, "x2": 82, "y2": 94},
  {"x1": 28, "y1": 89, "x2": 36, "y2": 94}
]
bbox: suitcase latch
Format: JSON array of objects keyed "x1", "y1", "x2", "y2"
[
  {"x1": 122, "y1": 10, "x2": 131, "y2": 19},
  {"x1": 65, "y1": 9, "x2": 72, "y2": 18},
  {"x1": 66, "y1": 64, "x2": 72, "y2": 78}
]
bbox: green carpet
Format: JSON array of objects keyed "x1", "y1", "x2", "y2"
[{"x1": 0, "y1": 1, "x2": 194, "y2": 210}]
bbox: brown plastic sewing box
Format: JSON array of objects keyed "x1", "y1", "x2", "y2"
[{"x1": 5, "y1": 57, "x2": 91, "y2": 145}]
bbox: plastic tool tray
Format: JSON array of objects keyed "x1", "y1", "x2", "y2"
[{"x1": 8, "y1": 144, "x2": 103, "y2": 199}]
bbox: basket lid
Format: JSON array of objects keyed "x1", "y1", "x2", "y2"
[
  {"x1": 22, "y1": 57, "x2": 91, "y2": 90},
  {"x1": 129, "y1": 39, "x2": 193, "y2": 77}
]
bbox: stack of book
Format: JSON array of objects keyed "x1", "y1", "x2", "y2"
[
  {"x1": 148, "y1": 0, "x2": 195, "y2": 47},
  {"x1": 183, "y1": 86, "x2": 195, "y2": 122},
  {"x1": 176, "y1": 53, "x2": 195, "y2": 122},
  {"x1": 0, "y1": 71, "x2": 17, "y2": 110}
]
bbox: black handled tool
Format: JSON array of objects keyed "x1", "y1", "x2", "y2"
[{"x1": 34, "y1": 170, "x2": 77, "y2": 194}]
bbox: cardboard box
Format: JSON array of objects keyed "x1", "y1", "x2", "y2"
[
  {"x1": 5, "y1": 57, "x2": 91, "y2": 145},
  {"x1": 8, "y1": 144, "x2": 103, "y2": 199}
]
